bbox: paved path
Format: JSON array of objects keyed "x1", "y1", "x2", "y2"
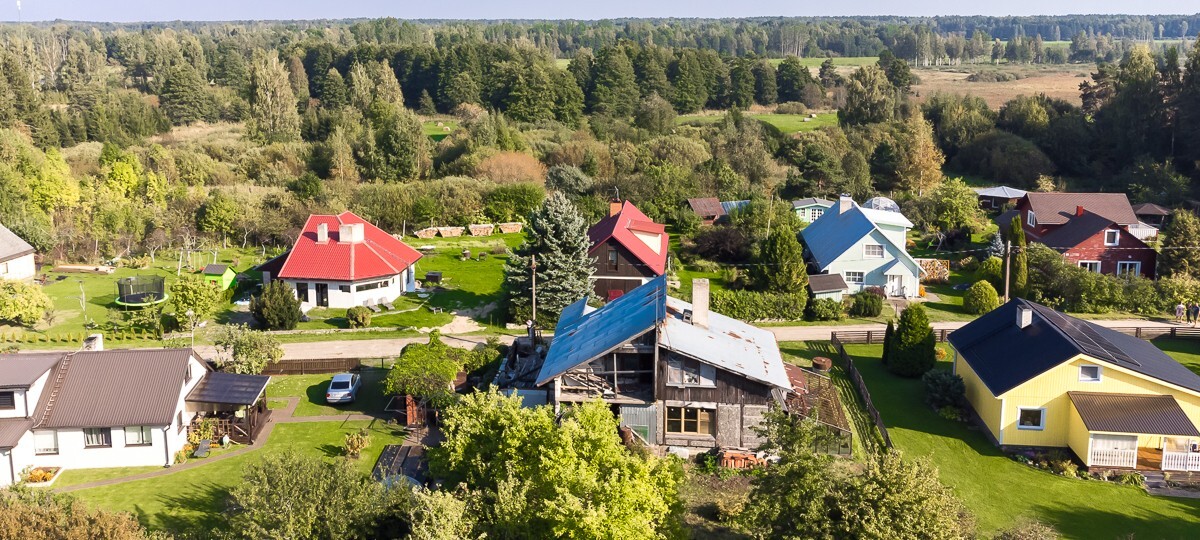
[
  {"x1": 55, "y1": 397, "x2": 388, "y2": 493},
  {"x1": 766, "y1": 318, "x2": 1176, "y2": 342}
]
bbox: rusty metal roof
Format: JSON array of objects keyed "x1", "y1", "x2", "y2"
[
  {"x1": 0, "y1": 353, "x2": 62, "y2": 388},
  {"x1": 660, "y1": 295, "x2": 792, "y2": 390},
  {"x1": 687, "y1": 197, "x2": 725, "y2": 218},
  {"x1": 36, "y1": 349, "x2": 199, "y2": 429},
  {"x1": 1068, "y1": 392, "x2": 1200, "y2": 437}
]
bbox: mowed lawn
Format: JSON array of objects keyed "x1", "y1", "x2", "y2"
[
  {"x1": 677, "y1": 112, "x2": 837, "y2": 134},
  {"x1": 844, "y1": 343, "x2": 1200, "y2": 539},
  {"x1": 265, "y1": 367, "x2": 393, "y2": 418},
  {"x1": 68, "y1": 421, "x2": 406, "y2": 533}
]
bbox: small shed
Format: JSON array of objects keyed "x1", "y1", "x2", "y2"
[
  {"x1": 202, "y1": 264, "x2": 237, "y2": 291},
  {"x1": 1132, "y1": 202, "x2": 1170, "y2": 229},
  {"x1": 808, "y1": 273, "x2": 849, "y2": 301},
  {"x1": 973, "y1": 186, "x2": 1028, "y2": 210},
  {"x1": 687, "y1": 197, "x2": 725, "y2": 226}
]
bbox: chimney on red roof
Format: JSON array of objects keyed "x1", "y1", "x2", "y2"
[
  {"x1": 339, "y1": 223, "x2": 365, "y2": 244},
  {"x1": 316, "y1": 223, "x2": 329, "y2": 243},
  {"x1": 609, "y1": 199, "x2": 623, "y2": 218},
  {"x1": 1076, "y1": 205, "x2": 1084, "y2": 217}
]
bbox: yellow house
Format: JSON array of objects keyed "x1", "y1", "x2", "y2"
[{"x1": 949, "y1": 299, "x2": 1200, "y2": 472}]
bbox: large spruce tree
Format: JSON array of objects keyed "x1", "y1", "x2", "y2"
[
  {"x1": 504, "y1": 192, "x2": 594, "y2": 327},
  {"x1": 160, "y1": 63, "x2": 210, "y2": 125}
]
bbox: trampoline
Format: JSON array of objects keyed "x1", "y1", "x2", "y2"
[{"x1": 115, "y1": 275, "x2": 169, "y2": 307}]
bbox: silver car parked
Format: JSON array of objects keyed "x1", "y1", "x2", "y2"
[{"x1": 325, "y1": 373, "x2": 361, "y2": 404}]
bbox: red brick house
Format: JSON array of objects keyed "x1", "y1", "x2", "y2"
[
  {"x1": 1016, "y1": 193, "x2": 1155, "y2": 278},
  {"x1": 587, "y1": 200, "x2": 669, "y2": 301}
]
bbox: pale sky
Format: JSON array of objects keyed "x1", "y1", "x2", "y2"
[{"x1": 2, "y1": 1, "x2": 1197, "y2": 23}]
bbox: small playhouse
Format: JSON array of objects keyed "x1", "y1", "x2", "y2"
[
  {"x1": 115, "y1": 275, "x2": 169, "y2": 308},
  {"x1": 202, "y1": 264, "x2": 237, "y2": 291}
]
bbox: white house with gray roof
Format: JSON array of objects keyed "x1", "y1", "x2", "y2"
[
  {"x1": 800, "y1": 196, "x2": 921, "y2": 298},
  {"x1": 0, "y1": 223, "x2": 35, "y2": 281}
]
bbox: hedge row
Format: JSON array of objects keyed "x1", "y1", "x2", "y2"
[{"x1": 710, "y1": 290, "x2": 807, "y2": 322}]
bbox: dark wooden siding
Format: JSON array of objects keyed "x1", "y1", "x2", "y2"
[
  {"x1": 592, "y1": 239, "x2": 656, "y2": 299},
  {"x1": 655, "y1": 349, "x2": 775, "y2": 406}
]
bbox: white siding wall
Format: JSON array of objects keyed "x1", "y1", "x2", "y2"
[
  {"x1": 0, "y1": 254, "x2": 36, "y2": 281},
  {"x1": 0, "y1": 371, "x2": 49, "y2": 419},
  {"x1": 284, "y1": 265, "x2": 417, "y2": 310},
  {"x1": 824, "y1": 229, "x2": 920, "y2": 298}
]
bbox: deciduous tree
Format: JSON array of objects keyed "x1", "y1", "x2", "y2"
[
  {"x1": 0, "y1": 280, "x2": 51, "y2": 328},
  {"x1": 214, "y1": 324, "x2": 283, "y2": 374},
  {"x1": 248, "y1": 53, "x2": 301, "y2": 143}
]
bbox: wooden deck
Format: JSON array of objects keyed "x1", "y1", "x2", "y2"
[{"x1": 1137, "y1": 447, "x2": 1163, "y2": 471}]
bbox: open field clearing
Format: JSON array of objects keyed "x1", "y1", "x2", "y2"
[{"x1": 912, "y1": 65, "x2": 1089, "y2": 108}]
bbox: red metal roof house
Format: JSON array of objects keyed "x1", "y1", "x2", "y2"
[
  {"x1": 259, "y1": 211, "x2": 422, "y2": 309},
  {"x1": 588, "y1": 200, "x2": 669, "y2": 301}
]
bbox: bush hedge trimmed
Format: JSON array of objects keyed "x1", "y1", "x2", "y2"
[
  {"x1": 710, "y1": 290, "x2": 807, "y2": 321},
  {"x1": 963, "y1": 280, "x2": 1000, "y2": 315}
]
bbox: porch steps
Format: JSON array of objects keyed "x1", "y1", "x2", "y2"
[{"x1": 1140, "y1": 471, "x2": 1167, "y2": 489}]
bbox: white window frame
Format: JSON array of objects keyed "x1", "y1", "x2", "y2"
[
  {"x1": 125, "y1": 426, "x2": 154, "y2": 446},
  {"x1": 1079, "y1": 365, "x2": 1102, "y2": 383},
  {"x1": 1017, "y1": 407, "x2": 1046, "y2": 431},
  {"x1": 1103, "y1": 229, "x2": 1120, "y2": 246},
  {"x1": 863, "y1": 244, "x2": 885, "y2": 259},
  {"x1": 1116, "y1": 261, "x2": 1141, "y2": 277},
  {"x1": 844, "y1": 271, "x2": 865, "y2": 284},
  {"x1": 34, "y1": 430, "x2": 58, "y2": 455},
  {"x1": 84, "y1": 427, "x2": 112, "y2": 448},
  {"x1": 1027, "y1": 211, "x2": 1037, "y2": 228},
  {"x1": 1077, "y1": 260, "x2": 1101, "y2": 273}
]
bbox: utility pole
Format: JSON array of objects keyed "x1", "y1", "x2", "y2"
[
  {"x1": 530, "y1": 254, "x2": 538, "y2": 325},
  {"x1": 1003, "y1": 240, "x2": 1012, "y2": 302}
]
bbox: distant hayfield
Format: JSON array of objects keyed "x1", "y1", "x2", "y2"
[
  {"x1": 148, "y1": 122, "x2": 244, "y2": 147},
  {"x1": 911, "y1": 65, "x2": 1087, "y2": 109}
]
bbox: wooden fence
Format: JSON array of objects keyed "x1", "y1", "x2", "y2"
[
  {"x1": 261, "y1": 357, "x2": 365, "y2": 375},
  {"x1": 830, "y1": 328, "x2": 951, "y2": 345},
  {"x1": 830, "y1": 333, "x2": 892, "y2": 449}
]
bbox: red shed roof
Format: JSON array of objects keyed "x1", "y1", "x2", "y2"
[
  {"x1": 587, "y1": 201, "x2": 669, "y2": 275},
  {"x1": 277, "y1": 212, "x2": 422, "y2": 282}
]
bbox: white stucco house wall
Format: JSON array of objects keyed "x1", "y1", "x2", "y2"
[
  {"x1": 0, "y1": 223, "x2": 36, "y2": 281},
  {"x1": 258, "y1": 211, "x2": 422, "y2": 310},
  {"x1": 800, "y1": 196, "x2": 921, "y2": 298},
  {"x1": 0, "y1": 345, "x2": 268, "y2": 487}
]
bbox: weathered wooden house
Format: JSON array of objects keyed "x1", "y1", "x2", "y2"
[{"x1": 587, "y1": 200, "x2": 668, "y2": 301}]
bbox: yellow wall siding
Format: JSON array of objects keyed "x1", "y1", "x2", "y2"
[
  {"x1": 999, "y1": 355, "x2": 1200, "y2": 447},
  {"x1": 954, "y1": 347, "x2": 1003, "y2": 442},
  {"x1": 1066, "y1": 404, "x2": 1091, "y2": 465}
]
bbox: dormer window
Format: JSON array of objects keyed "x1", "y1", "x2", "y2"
[
  {"x1": 1027, "y1": 211, "x2": 1037, "y2": 228},
  {"x1": 1103, "y1": 229, "x2": 1119, "y2": 246}
]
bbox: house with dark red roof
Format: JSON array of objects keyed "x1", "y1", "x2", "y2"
[
  {"x1": 1016, "y1": 193, "x2": 1155, "y2": 278},
  {"x1": 588, "y1": 200, "x2": 669, "y2": 301},
  {"x1": 259, "y1": 211, "x2": 422, "y2": 309}
]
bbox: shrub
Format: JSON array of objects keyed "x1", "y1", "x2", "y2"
[
  {"x1": 1116, "y1": 472, "x2": 1145, "y2": 487},
  {"x1": 693, "y1": 226, "x2": 750, "y2": 263},
  {"x1": 937, "y1": 406, "x2": 962, "y2": 421},
  {"x1": 805, "y1": 298, "x2": 844, "y2": 321},
  {"x1": 250, "y1": 280, "x2": 302, "y2": 330},
  {"x1": 887, "y1": 304, "x2": 936, "y2": 377},
  {"x1": 922, "y1": 370, "x2": 967, "y2": 410},
  {"x1": 343, "y1": 428, "x2": 370, "y2": 459},
  {"x1": 848, "y1": 292, "x2": 884, "y2": 317},
  {"x1": 710, "y1": 289, "x2": 807, "y2": 321},
  {"x1": 996, "y1": 520, "x2": 1061, "y2": 540},
  {"x1": 951, "y1": 131, "x2": 1055, "y2": 188},
  {"x1": 977, "y1": 256, "x2": 1003, "y2": 290},
  {"x1": 963, "y1": 280, "x2": 1000, "y2": 314},
  {"x1": 346, "y1": 306, "x2": 372, "y2": 329},
  {"x1": 474, "y1": 151, "x2": 547, "y2": 184},
  {"x1": 774, "y1": 101, "x2": 808, "y2": 115}
]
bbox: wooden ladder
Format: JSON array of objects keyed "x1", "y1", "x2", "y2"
[{"x1": 38, "y1": 353, "x2": 74, "y2": 426}]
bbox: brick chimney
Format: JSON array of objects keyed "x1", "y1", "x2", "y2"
[
  {"x1": 316, "y1": 222, "x2": 329, "y2": 243},
  {"x1": 691, "y1": 278, "x2": 710, "y2": 329},
  {"x1": 1076, "y1": 205, "x2": 1085, "y2": 217},
  {"x1": 609, "y1": 199, "x2": 623, "y2": 217},
  {"x1": 839, "y1": 195, "x2": 854, "y2": 214}
]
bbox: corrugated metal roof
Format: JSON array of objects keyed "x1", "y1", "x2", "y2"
[
  {"x1": 202, "y1": 264, "x2": 230, "y2": 275},
  {"x1": 1068, "y1": 392, "x2": 1200, "y2": 437},
  {"x1": 0, "y1": 353, "x2": 62, "y2": 388},
  {"x1": 801, "y1": 198, "x2": 916, "y2": 272},
  {"x1": 37, "y1": 349, "x2": 199, "y2": 429},
  {"x1": 535, "y1": 280, "x2": 663, "y2": 386},
  {"x1": 186, "y1": 372, "x2": 270, "y2": 406},
  {"x1": 721, "y1": 200, "x2": 751, "y2": 214},
  {"x1": 587, "y1": 201, "x2": 669, "y2": 275},
  {"x1": 950, "y1": 299, "x2": 1200, "y2": 396},
  {"x1": 278, "y1": 211, "x2": 422, "y2": 281},
  {"x1": 536, "y1": 275, "x2": 792, "y2": 391},
  {"x1": 808, "y1": 273, "x2": 848, "y2": 294},
  {"x1": 660, "y1": 296, "x2": 791, "y2": 390},
  {"x1": 974, "y1": 186, "x2": 1028, "y2": 199},
  {"x1": 0, "y1": 418, "x2": 32, "y2": 448},
  {"x1": 792, "y1": 198, "x2": 833, "y2": 209},
  {"x1": 1024, "y1": 192, "x2": 1138, "y2": 226},
  {"x1": 0, "y1": 223, "x2": 34, "y2": 262},
  {"x1": 687, "y1": 198, "x2": 724, "y2": 218}
]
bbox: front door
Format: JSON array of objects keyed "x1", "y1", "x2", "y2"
[
  {"x1": 316, "y1": 283, "x2": 329, "y2": 307},
  {"x1": 887, "y1": 275, "x2": 903, "y2": 297}
]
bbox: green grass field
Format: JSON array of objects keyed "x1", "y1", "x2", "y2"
[
  {"x1": 265, "y1": 367, "x2": 392, "y2": 417},
  {"x1": 676, "y1": 112, "x2": 838, "y2": 134},
  {"x1": 422, "y1": 118, "x2": 459, "y2": 141},
  {"x1": 845, "y1": 342, "x2": 1200, "y2": 538},
  {"x1": 68, "y1": 420, "x2": 407, "y2": 532}
]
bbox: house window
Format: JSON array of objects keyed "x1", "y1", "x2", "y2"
[
  {"x1": 845, "y1": 271, "x2": 864, "y2": 284},
  {"x1": 184, "y1": 363, "x2": 193, "y2": 384},
  {"x1": 0, "y1": 391, "x2": 13, "y2": 410},
  {"x1": 666, "y1": 407, "x2": 714, "y2": 435},
  {"x1": 355, "y1": 280, "x2": 388, "y2": 292},
  {"x1": 34, "y1": 430, "x2": 58, "y2": 455},
  {"x1": 1027, "y1": 211, "x2": 1037, "y2": 228},
  {"x1": 1078, "y1": 261, "x2": 1101, "y2": 273},
  {"x1": 296, "y1": 282, "x2": 309, "y2": 303},
  {"x1": 1116, "y1": 261, "x2": 1141, "y2": 277},
  {"x1": 339, "y1": 285, "x2": 350, "y2": 293},
  {"x1": 84, "y1": 427, "x2": 112, "y2": 448},
  {"x1": 178, "y1": 411, "x2": 185, "y2": 434},
  {"x1": 1079, "y1": 365, "x2": 1102, "y2": 383},
  {"x1": 666, "y1": 357, "x2": 716, "y2": 388},
  {"x1": 1104, "y1": 230, "x2": 1120, "y2": 246},
  {"x1": 607, "y1": 249, "x2": 619, "y2": 271},
  {"x1": 1017, "y1": 407, "x2": 1046, "y2": 430},
  {"x1": 811, "y1": 208, "x2": 824, "y2": 221},
  {"x1": 863, "y1": 244, "x2": 884, "y2": 258},
  {"x1": 125, "y1": 426, "x2": 154, "y2": 446}
]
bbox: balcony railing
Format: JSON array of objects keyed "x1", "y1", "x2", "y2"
[
  {"x1": 1090, "y1": 448, "x2": 1137, "y2": 468},
  {"x1": 1162, "y1": 451, "x2": 1200, "y2": 472}
]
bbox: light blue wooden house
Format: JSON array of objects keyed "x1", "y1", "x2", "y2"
[{"x1": 800, "y1": 196, "x2": 921, "y2": 298}]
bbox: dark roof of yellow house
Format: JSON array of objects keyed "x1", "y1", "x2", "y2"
[{"x1": 1068, "y1": 392, "x2": 1200, "y2": 437}]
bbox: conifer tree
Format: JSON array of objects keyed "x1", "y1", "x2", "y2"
[
  {"x1": 160, "y1": 63, "x2": 210, "y2": 125},
  {"x1": 887, "y1": 304, "x2": 936, "y2": 377},
  {"x1": 756, "y1": 229, "x2": 808, "y2": 293},
  {"x1": 882, "y1": 319, "x2": 895, "y2": 366},
  {"x1": 1008, "y1": 216, "x2": 1028, "y2": 298},
  {"x1": 1158, "y1": 210, "x2": 1200, "y2": 279},
  {"x1": 588, "y1": 47, "x2": 639, "y2": 117},
  {"x1": 247, "y1": 54, "x2": 301, "y2": 143},
  {"x1": 504, "y1": 192, "x2": 594, "y2": 327},
  {"x1": 418, "y1": 90, "x2": 437, "y2": 115},
  {"x1": 317, "y1": 68, "x2": 348, "y2": 109}
]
